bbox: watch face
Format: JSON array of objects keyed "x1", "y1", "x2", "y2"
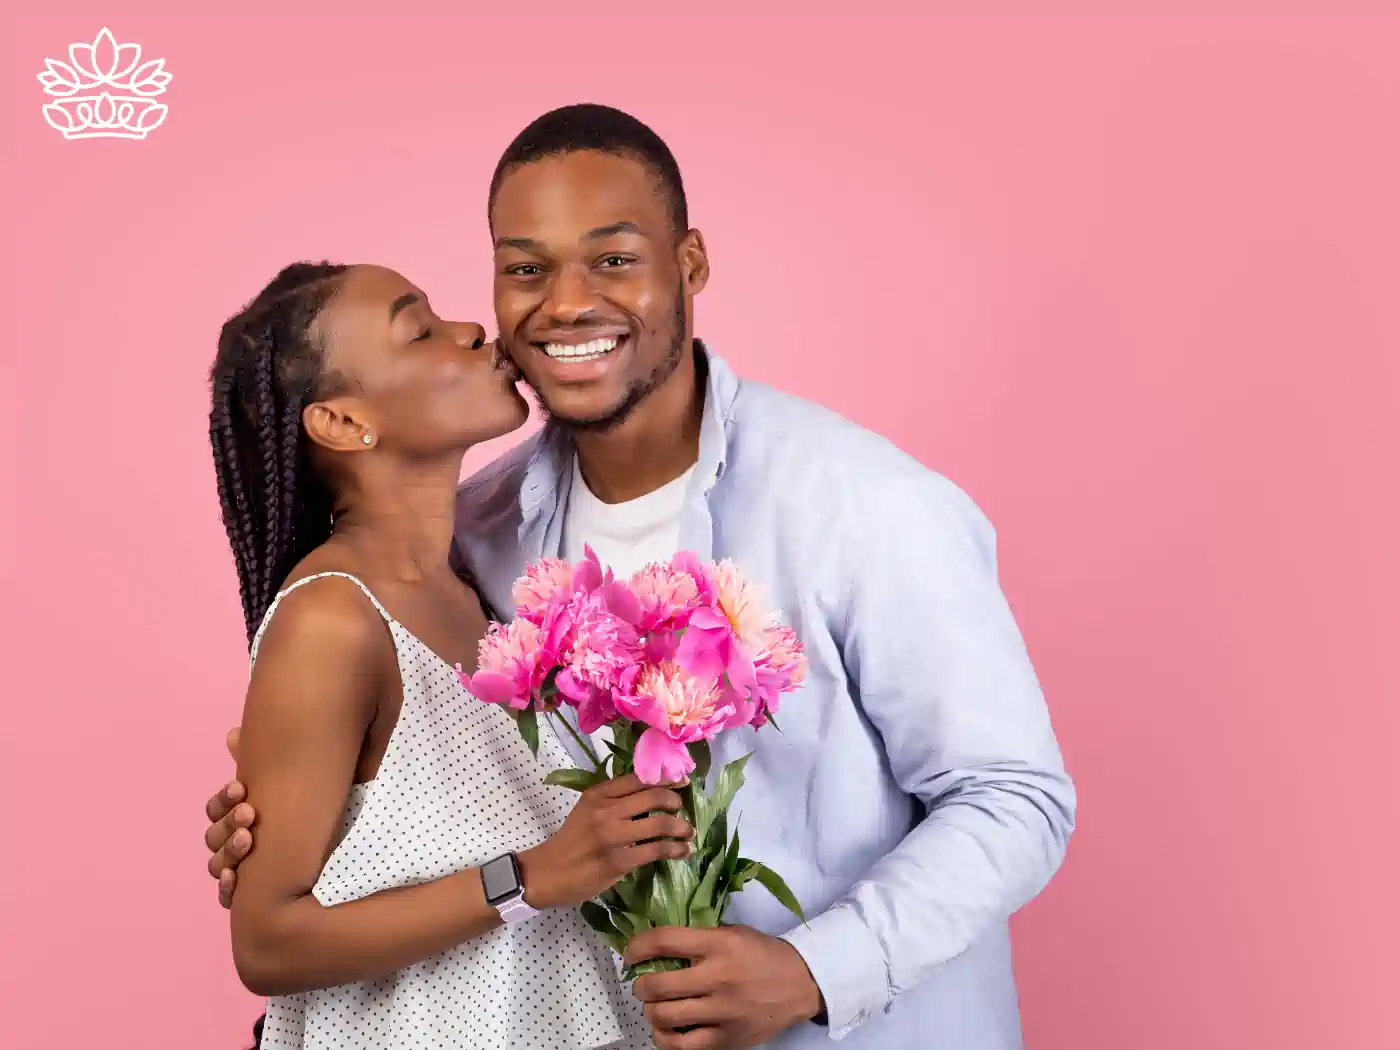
[{"x1": 481, "y1": 855, "x2": 520, "y2": 905}]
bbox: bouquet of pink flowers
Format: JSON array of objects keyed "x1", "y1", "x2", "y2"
[{"x1": 459, "y1": 547, "x2": 808, "y2": 977}]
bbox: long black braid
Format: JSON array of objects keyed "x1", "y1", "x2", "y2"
[{"x1": 208, "y1": 262, "x2": 351, "y2": 647}]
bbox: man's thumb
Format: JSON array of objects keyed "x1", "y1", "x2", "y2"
[{"x1": 226, "y1": 727, "x2": 241, "y2": 762}]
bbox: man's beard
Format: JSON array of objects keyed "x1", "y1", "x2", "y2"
[{"x1": 529, "y1": 286, "x2": 688, "y2": 435}]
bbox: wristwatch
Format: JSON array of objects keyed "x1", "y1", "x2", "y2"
[{"x1": 481, "y1": 852, "x2": 539, "y2": 924}]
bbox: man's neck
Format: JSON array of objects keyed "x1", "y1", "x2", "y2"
[{"x1": 572, "y1": 348, "x2": 705, "y2": 505}]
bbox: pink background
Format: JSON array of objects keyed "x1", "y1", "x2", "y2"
[{"x1": 2, "y1": 5, "x2": 1396, "y2": 1049}]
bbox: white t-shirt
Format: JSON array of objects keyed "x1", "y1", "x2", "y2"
[
  {"x1": 561, "y1": 456, "x2": 695, "y2": 578},
  {"x1": 562, "y1": 456, "x2": 695, "y2": 754}
]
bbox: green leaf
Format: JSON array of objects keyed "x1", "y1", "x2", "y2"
[
  {"x1": 703, "y1": 805, "x2": 729, "y2": 858},
  {"x1": 730, "y1": 859, "x2": 763, "y2": 893},
  {"x1": 689, "y1": 738, "x2": 713, "y2": 780},
  {"x1": 688, "y1": 847, "x2": 726, "y2": 924},
  {"x1": 648, "y1": 858, "x2": 697, "y2": 928},
  {"x1": 543, "y1": 767, "x2": 605, "y2": 792},
  {"x1": 579, "y1": 901, "x2": 627, "y2": 955},
  {"x1": 710, "y1": 754, "x2": 751, "y2": 815},
  {"x1": 517, "y1": 707, "x2": 539, "y2": 756},
  {"x1": 688, "y1": 905, "x2": 720, "y2": 929},
  {"x1": 623, "y1": 957, "x2": 688, "y2": 982},
  {"x1": 612, "y1": 874, "x2": 644, "y2": 914},
  {"x1": 750, "y1": 863, "x2": 807, "y2": 924}
]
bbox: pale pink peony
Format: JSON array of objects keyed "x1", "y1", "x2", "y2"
[
  {"x1": 710, "y1": 559, "x2": 769, "y2": 650},
  {"x1": 675, "y1": 559, "x2": 768, "y2": 704},
  {"x1": 465, "y1": 618, "x2": 545, "y2": 711},
  {"x1": 629, "y1": 561, "x2": 702, "y2": 631},
  {"x1": 511, "y1": 557, "x2": 574, "y2": 622},
  {"x1": 619, "y1": 661, "x2": 735, "y2": 784},
  {"x1": 750, "y1": 622, "x2": 808, "y2": 727}
]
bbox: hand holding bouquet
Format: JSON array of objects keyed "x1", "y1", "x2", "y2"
[{"x1": 460, "y1": 548, "x2": 808, "y2": 977}]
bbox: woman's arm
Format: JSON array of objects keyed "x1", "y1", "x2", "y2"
[
  {"x1": 229, "y1": 579, "x2": 694, "y2": 997},
  {"x1": 229, "y1": 582, "x2": 501, "y2": 996}
]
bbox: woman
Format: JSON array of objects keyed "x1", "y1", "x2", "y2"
[{"x1": 209, "y1": 261, "x2": 689, "y2": 1049}]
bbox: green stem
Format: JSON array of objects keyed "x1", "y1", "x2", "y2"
[{"x1": 551, "y1": 711, "x2": 604, "y2": 774}]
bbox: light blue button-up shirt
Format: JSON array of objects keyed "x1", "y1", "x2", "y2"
[{"x1": 453, "y1": 345, "x2": 1075, "y2": 1049}]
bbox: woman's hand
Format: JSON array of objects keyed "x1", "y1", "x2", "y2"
[{"x1": 520, "y1": 773, "x2": 692, "y2": 909}]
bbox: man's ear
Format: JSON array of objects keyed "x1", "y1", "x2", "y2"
[{"x1": 679, "y1": 229, "x2": 710, "y2": 296}]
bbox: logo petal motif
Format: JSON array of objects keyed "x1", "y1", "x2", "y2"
[
  {"x1": 127, "y1": 58, "x2": 170, "y2": 96},
  {"x1": 42, "y1": 102, "x2": 77, "y2": 132},
  {"x1": 112, "y1": 42, "x2": 142, "y2": 82},
  {"x1": 38, "y1": 59, "x2": 82, "y2": 95},
  {"x1": 70, "y1": 27, "x2": 123, "y2": 81},
  {"x1": 93, "y1": 92, "x2": 117, "y2": 126},
  {"x1": 134, "y1": 103, "x2": 168, "y2": 133}
]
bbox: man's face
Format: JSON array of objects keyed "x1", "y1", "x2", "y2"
[{"x1": 491, "y1": 149, "x2": 707, "y2": 431}]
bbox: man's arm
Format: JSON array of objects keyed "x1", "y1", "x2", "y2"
[{"x1": 780, "y1": 467, "x2": 1077, "y2": 1038}]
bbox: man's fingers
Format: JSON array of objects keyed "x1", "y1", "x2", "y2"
[
  {"x1": 651, "y1": 1025, "x2": 724, "y2": 1050},
  {"x1": 204, "y1": 801, "x2": 254, "y2": 853},
  {"x1": 205, "y1": 823, "x2": 253, "y2": 879},
  {"x1": 625, "y1": 925, "x2": 719, "y2": 968},
  {"x1": 633, "y1": 963, "x2": 719, "y2": 1005},
  {"x1": 226, "y1": 727, "x2": 241, "y2": 762},
  {"x1": 646, "y1": 994, "x2": 725, "y2": 1032},
  {"x1": 218, "y1": 870, "x2": 236, "y2": 909},
  {"x1": 205, "y1": 781, "x2": 246, "y2": 822}
]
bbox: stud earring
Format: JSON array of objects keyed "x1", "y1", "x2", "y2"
[{"x1": 361, "y1": 433, "x2": 373, "y2": 445}]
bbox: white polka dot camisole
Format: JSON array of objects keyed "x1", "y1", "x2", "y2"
[{"x1": 249, "y1": 572, "x2": 651, "y2": 1050}]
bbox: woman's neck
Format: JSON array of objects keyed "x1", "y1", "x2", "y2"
[{"x1": 330, "y1": 460, "x2": 461, "y2": 581}]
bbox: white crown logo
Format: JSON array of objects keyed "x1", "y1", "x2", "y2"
[{"x1": 37, "y1": 27, "x2": 172, "y2": 141}]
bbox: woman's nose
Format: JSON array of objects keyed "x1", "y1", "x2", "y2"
[{"x1": 451, "y1": 321, "x2": 488, "y2": 349}]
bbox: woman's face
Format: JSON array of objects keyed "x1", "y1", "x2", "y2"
[{"x1": 307, "y1": 265, "x2": 528, "y2": 459}]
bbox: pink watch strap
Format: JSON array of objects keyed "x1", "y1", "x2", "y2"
[{"x1": 496, "y1": 895, "x2": 539, "y2": 924}]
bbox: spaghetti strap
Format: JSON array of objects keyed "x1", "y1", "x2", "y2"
[{"x1": 249, "y1": 572, "x2": 394, "y2": 665}]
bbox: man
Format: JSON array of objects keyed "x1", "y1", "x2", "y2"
[{"x1": 205, "y1": 103, "x2": 1075, "y2": 1050}]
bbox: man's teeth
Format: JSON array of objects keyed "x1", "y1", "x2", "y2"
[{"x1": 543, "y1": 337, "x2": 618, "y2": 360}]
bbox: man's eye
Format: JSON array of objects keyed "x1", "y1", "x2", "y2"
[
  {"x1": 599, "y1": 256, "x2": 630, "y2": 268},
  {"x1": 507, "y1": 264, "x2": 541, "y2": 277}
]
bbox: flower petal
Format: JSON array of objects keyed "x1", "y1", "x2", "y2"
[
  {"x1": 634, "y1": 728, "x2": 696, "y2": 785},
  {"x1": 469, "y1": 670, "x2": 528, "y2": 709}
]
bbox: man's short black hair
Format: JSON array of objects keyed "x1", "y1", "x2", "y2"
[{"x1": 488, "y1": 103, "x2": 688, "y2": 235}]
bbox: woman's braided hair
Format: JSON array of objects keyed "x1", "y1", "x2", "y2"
[{"x1": 209, "y1": 262, "x2": 351, "y2": 647}]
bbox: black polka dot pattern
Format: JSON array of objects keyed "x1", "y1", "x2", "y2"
[{"x1": 249, "y1": 573, "x2": 652, "y2": 1049}]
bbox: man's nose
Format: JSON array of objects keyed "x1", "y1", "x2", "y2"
[{"x1": 541, "y1": 262, "x2": 598, "y2": 324}]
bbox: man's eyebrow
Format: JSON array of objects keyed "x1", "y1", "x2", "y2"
[
  {"x1": 493, "y1": 222, "x2": 644, "y2": 253},
  {"x1": 583, "y1": 221, "x2": 643, "y2": 240}
]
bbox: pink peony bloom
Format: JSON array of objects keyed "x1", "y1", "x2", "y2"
[
  {"x1": 621, "y1": 662, "x2": 734, "y2": 784},
  {"x1": 750, "y1": 622, "x2": 808, "y2": 727},
  {"x1": 511, "y1": 558, "x2": 574, "y2": 622},
  {"x1": 629, "y1": 561, "x2": 702, "y2": 631},
  {"x1": 710, "y1": 559, "x2": 770, "y2": 651},
  {"x1": 675, "y1": 561, "x2": 769, "y2": 705},
  {"x1": 465, "y1": 618, "x2": 545, "y2": 711}
]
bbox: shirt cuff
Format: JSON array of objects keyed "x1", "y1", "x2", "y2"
[{"x1": 781, "y1": 904, "x2": 890, "y2": 1040}]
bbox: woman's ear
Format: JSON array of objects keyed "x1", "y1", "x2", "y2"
[{"x1": 303, "y1": 398, "x2": 377, "y2": 453}]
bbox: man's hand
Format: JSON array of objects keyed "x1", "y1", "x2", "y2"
[
  {"x1": 626, "y1": 925, "x2": 823, "y2": 1050},
  {"x1": 205, "y1": 727, "x2": 256, "y2": 908}
]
